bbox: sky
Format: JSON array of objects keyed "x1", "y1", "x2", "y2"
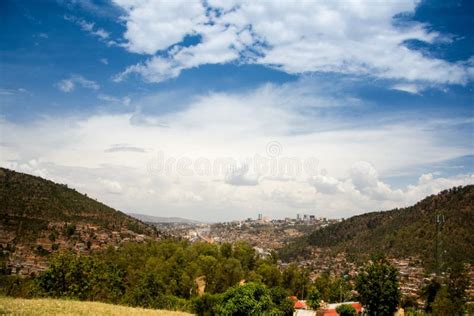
[{"x1": 1, "y1": 0, "x2": 473, "y2": 222}]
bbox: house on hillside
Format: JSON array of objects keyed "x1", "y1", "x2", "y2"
[
  {"x1": 290, "y1": 296, "x2": 363, "y2": 316},
  {"x1": 290, "y1": 297, "x2": 315, "y2": 316},
  {"x1": 316, "y1": 301, "x2": 362, "y2": 316}
]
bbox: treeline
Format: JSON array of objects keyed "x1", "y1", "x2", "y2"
[
  {"x1": 1, "y1": 240, "x2": 306, "y2": 315},
  {"x1": 1, "y1": 239, "x2": 471, "y2": 315}
]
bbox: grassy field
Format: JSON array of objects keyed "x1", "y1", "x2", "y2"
[{"x1": 0, "y1": 297, "x2": 193, "y2": 316}]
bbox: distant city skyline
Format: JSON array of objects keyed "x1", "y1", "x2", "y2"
[{"x1": 1, "y1": 0, "x2": 473, "y2": 221}]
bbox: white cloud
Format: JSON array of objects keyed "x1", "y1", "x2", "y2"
[
  {"x1": 65, "y1": 15, "x2": 110, "y2": 40},
  {"x1": 225, "y1": 164, "x2": 259, "y2": 186},
  {"x1": 1, "y1": 82, "x2": 472, "y2": 220},
  {"x1": 349, "y1": 161, "x2": 404, "y2": 201},
  {"x1": 391, "y1": 83, "x2": 423, "y2": 94},
  {"x1": 309, "y1": 174, "x2": 343, "y2": 195},
  {"x1": 56, "y1": 75, "x2": 100, "y2": 93},
  {"x1": 114, "y1": 0, "x2": 206, "y2": 54},
  {"x1": 100, "y1": 58, "x2": 109, "y2": 65},
  {"x1": 98, "y1": 93, "x2": 131, "y2": 106},
  {"x1": 113, "y1": 0, "x2": 473, "y2": 85},
  {"x1": 99, "y1": 178, "x2": 123, "y2": 194},
  {"x1": 0, "y1": 88, "x2": 28, "y2": 95}
]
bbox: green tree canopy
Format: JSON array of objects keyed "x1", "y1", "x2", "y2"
[
  {"x1": 306, "y1": 287, "x2": 321, "y2": 310},
  {"x1": 218, "y1": 282, "x2": 275, "y2": 316},
  {"x1": 355, "y1": 258, "x2": 400, "y2": 316}
]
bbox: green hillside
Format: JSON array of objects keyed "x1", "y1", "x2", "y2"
[
  {"x1": 0, "y1": 167, "x2": 156, "y2": 242},
  {"x1": 0, "y1": 168, "x2": 159, "y2": 276},
  {"x1": 280, "y1": 185, "x2": 474, "y2": 270}
]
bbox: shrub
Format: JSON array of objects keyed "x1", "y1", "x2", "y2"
[{"x1": 336, "y1": 304, "x2": 357, "y2": 316}]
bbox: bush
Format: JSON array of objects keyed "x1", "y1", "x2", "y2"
[
  {"x1": 336, "y1": 304, "x2": 357, "y2": 316},
  {"x1": 192, "y1": 293, "x2": 223, "y2": 316},
  {"x1": 123, "y1": 271, "x2": 166, "y2": 308},
  {"x1": 307, "y1": 287, "x2": 321, "y2": 310},
  {"x1": 218, "y1": 282, "x2": 275, "y2": 316},
  {"x1": 0, "y1": 275, "x2": 37, "y2": 298}
]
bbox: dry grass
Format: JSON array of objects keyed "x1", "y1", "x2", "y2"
[{"x1": 0, "y1": 297, "x2": 194, "y2": 316}]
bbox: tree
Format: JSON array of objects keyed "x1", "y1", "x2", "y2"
[
  {"x1": 192, "y1": 293, "x2": 223, "y2": 316},
  {"x1": 336, "y1": 304, "x2": 357, "y2": 316},
  {"x1": 125, "y1": 271, "x2": 165, "y2": 308},
  {"x1": 218, "y1": 282, "x2": 275, "y2": 316},
  {"x1": 400, "y1": 295, "x2": 418, "y2": 310},
  {"x1": 270, "y1": 287, "x2": 295, "y2": 316},
  {"x1": 256, "y1": 262, "x2": 282, "y2": 288},
  {"x1": 36, "y1": 251, "x2": 99, "y2": 300},
  {"x1": 64, "y1": 224, "x2": 76, "y2": 237},
  {"x1": 355, "y1": 258, "x2": 400, "y2": 316},
  {"x1": 445, "y1": 263, "x2": 469, "y2": 315},
  {"x1": 328, "y1": 276, "x2": 352, "y2": 303},
  {"x1": 421, "y1": 279, "x2": 441, "y2": 313},
  {"x1": 425, "y1": 263, "x2": 469, "y2": 316},
  {"x1": 220, "y1": 243, "x2": 233, "y2": 259},
  {"x1": 432, "y1": 286, "x2": 454, "y2": 316},
  {"x1": 306, "y1": 287, "x2": 321, "y2": 310},
  {"x1": 313, "y1": 272, "x2": 331, "y2": 301},
  {"x1": 282, "y1": 263, "x2": 308, "y2": 297},
  {"x1": 232, "y1": 241, "x2": 256, "y2": 271},
  {"x1": 217, "y1": 258, "x2": 244, "y2": 291}
]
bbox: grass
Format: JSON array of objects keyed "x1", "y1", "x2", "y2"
[{"x1": 0, "y1": 297, "x2": 193, "y2": 316}]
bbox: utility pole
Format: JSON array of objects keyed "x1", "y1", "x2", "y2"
[{"x1": 436, "y1": 213, "x2": 445, "y2": 278}]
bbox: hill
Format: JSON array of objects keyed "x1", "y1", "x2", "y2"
[
  {"x1": 128, "y1": 213, "x2": 201, "y2": 224},
  {"x1": 0, "y1": 168, "x2": 158, "y2": 275},
  {"x1": 280, "y1": 185, "x2": 474, "y2": 271},
  {"x1": 0, "y1": 297, "x2": 192, "y2": 316}
]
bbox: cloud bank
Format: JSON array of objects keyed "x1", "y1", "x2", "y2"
[{"x1": 2, "y1": 82, "x2": 472, "y2": 220}]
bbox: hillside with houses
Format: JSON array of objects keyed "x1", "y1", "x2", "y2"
[{"x1": 0, "y1": 168, "x2": 159, "y2": 275}]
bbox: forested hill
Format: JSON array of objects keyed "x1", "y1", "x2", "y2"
[
  {"x1": 0, "y1": 167, "x2": 156, "y2": 243},
  {"x1": 280, "y1": 185, "x2": 474, "y2": 270}
]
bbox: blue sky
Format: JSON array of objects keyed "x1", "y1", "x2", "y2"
[{"x1": 1, "y1": 0, "x2": 473, "y2": 221}]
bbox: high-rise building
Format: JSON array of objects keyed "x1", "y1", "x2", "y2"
[{"x1": 258, "y1": 213, "x2": 263, "y2": 221}]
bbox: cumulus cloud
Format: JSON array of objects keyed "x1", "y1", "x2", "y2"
[
  {"x1": 56, "y1": 75, "x2": 100, "y2": 93},
  {"x1": 309, "y1": 174, "x2": 343, "y2": 195},
  {"x1": 112, "y1": 0, "x2": 473, "y2": 85},
  {"x1": 114, "y1": 0, "x2": 205, "y2": 54},
  {"x1": 99, "y1": 178, "x2": 123, "y2": 194},
  {"x1": 225, "y1": 164, "x2": 259, "y2": 186},
  {"x1": 349, "y1": 161, "x2": 404, "y2": 201}
]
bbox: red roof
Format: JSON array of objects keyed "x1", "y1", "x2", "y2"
[{"x1": 294, "y1": 300, "x2": 308, "y2": 309}]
